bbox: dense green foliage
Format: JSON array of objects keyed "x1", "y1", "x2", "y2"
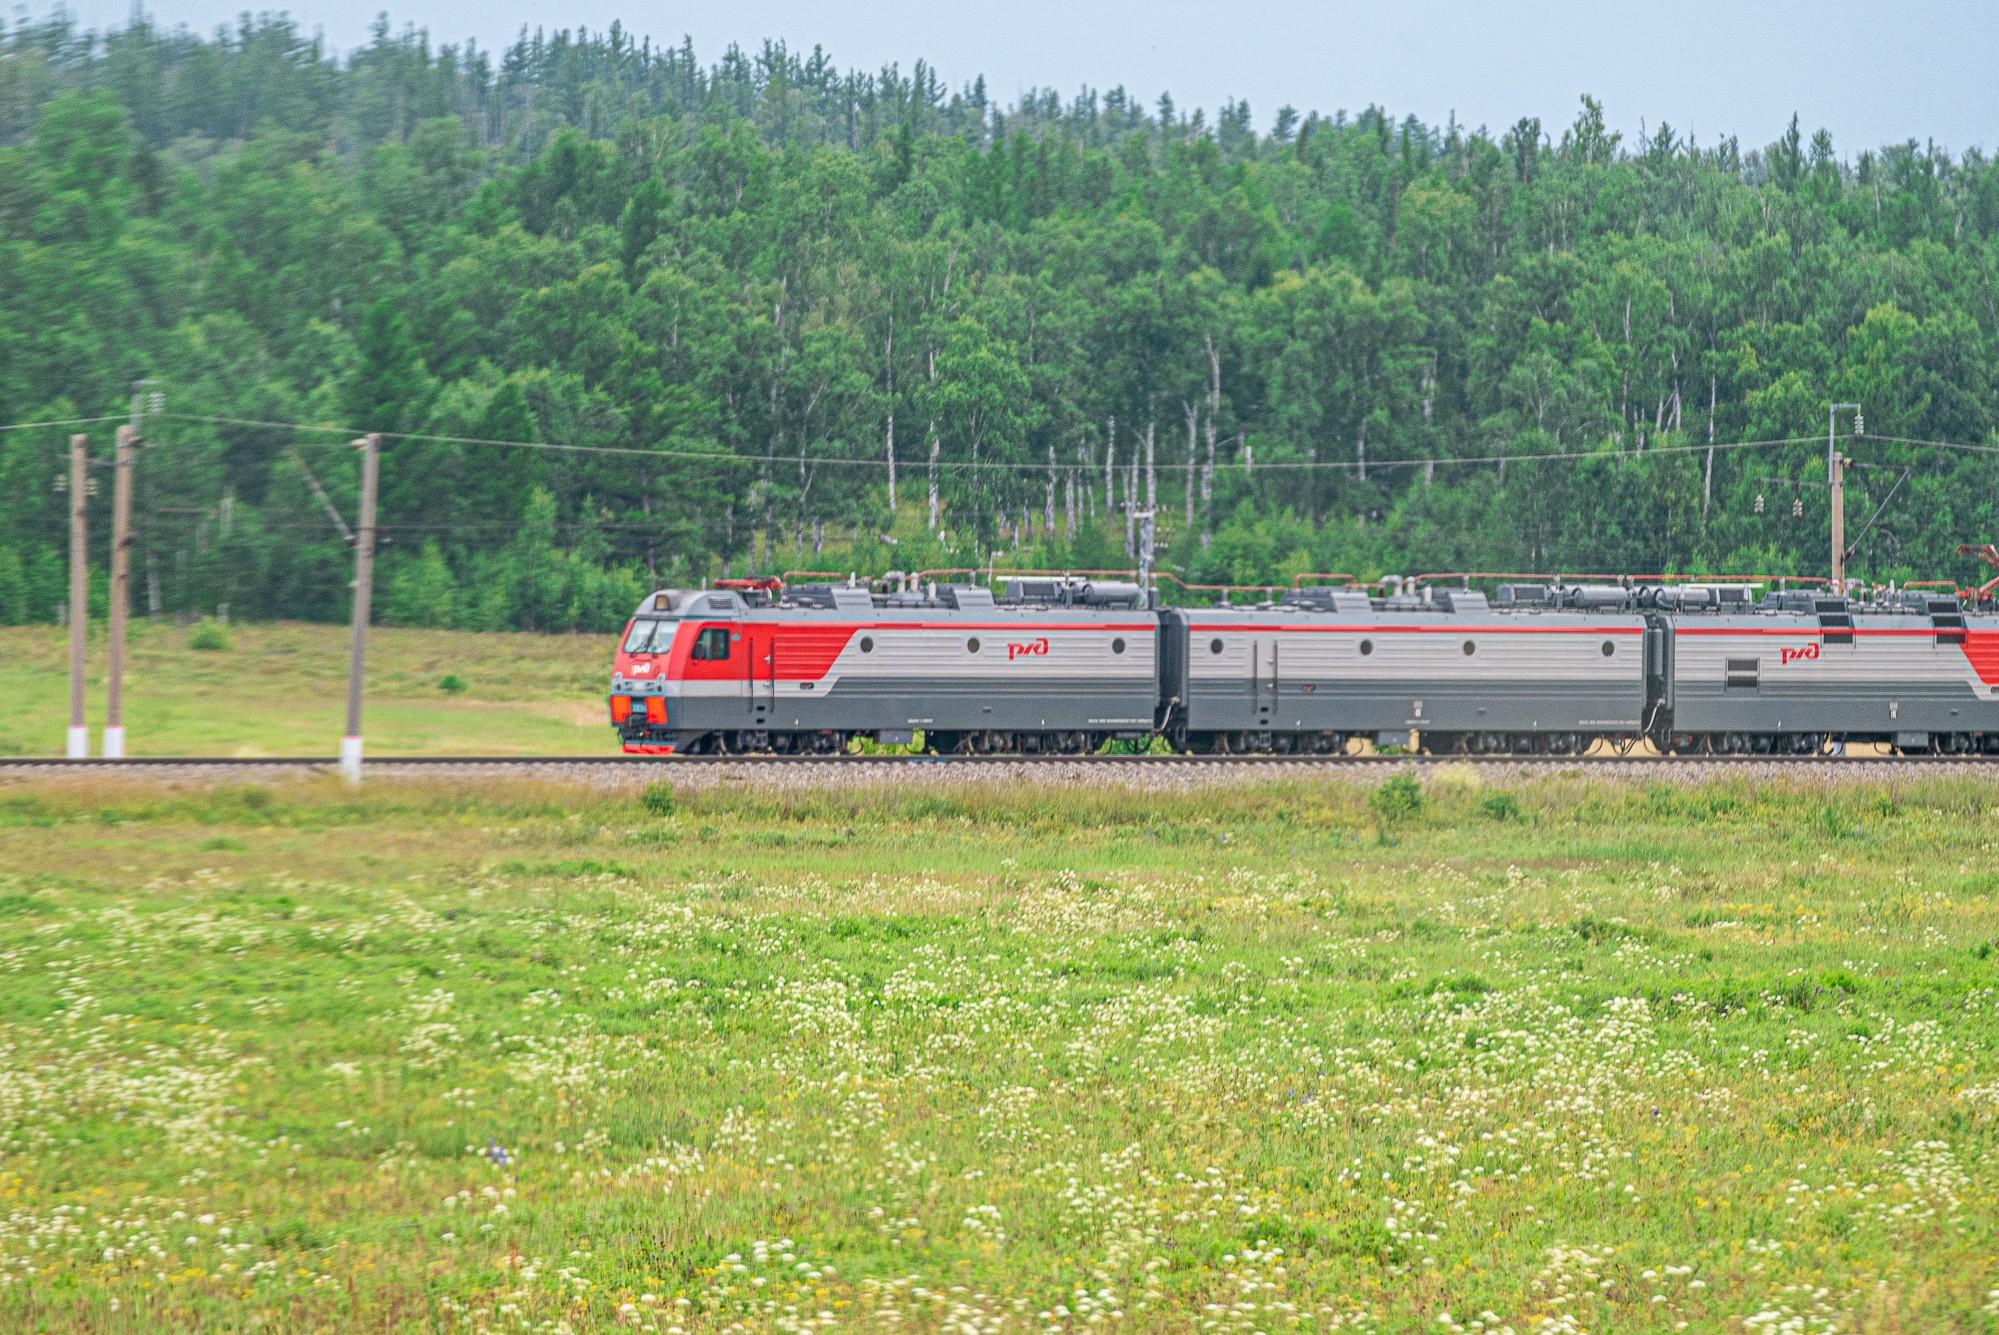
[{"x1": 4, "y1": 12, "x2": 1998, "y2": 629}]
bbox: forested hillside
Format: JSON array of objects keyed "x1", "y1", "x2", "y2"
[{"x1": 3, "y1": 12, "x2": 1997, "y2": 630}]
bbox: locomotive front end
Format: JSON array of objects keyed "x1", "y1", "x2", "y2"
[{"x1": 610, "y1": 590, "x2": 689, "y2": 754}]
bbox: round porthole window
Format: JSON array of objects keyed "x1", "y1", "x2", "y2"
[
  {"x1": 967, "y1": 637, "x2": 981, "y2": 654},
  {"x1": 1111, "y1": 638, "x2": 1126, "y2": 655},
  {"x1": 1462, "y1": 640, "x2": 1477, "y2": 656},
  {"x1": 1601, "y1": 640, "x2": 1615, "y2": 657},
  {"x1": 860, "y1": 636, "x2": 875, "y2": 653},
  {"x1": 1210, "y1": 638, "x2": 1224, "y2": 655},
  {"x1": 1359, "y1": 639, "x2": 1374, "y2": 656}
]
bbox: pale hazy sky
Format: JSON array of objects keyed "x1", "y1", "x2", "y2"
[{"x1": 36, "y1": 0, "x2": 1999, "y2": 154}]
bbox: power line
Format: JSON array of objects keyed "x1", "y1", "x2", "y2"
[
  {"x1": 162, "y1": 411, "x2": 1830, "y2": 475},
  {"x1": 0, "y1": 414, "x2": 127, "y2": 433},
  {"x1": 1860, "y1": 431, "x2": 1999, "y2": 456}
]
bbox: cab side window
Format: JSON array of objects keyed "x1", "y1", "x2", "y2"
[{"x1": 692, "y1": 627, "x2": 732, "y2": 661}]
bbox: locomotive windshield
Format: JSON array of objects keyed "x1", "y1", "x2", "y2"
[{"x1": 622, "y1": 619, "x2": 671, "y2": 653}]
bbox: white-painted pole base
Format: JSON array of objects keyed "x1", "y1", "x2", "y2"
[
  {"x1": 66, "y1": 725, "x2": 89, "y2": 759},
  {"x1": 339, "y1": 735, "x2": 364, "y2": 787},
  {"x1": 102, "y1": 726, "x2": 126, "y2": 759}
]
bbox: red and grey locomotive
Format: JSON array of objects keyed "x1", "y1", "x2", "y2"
[{"x1": 609, "y1": 575, "x2": 1999, "y2": 756}]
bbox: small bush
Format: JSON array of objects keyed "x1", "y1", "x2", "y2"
[
  {"x1": 639, "y1": 783, "x2": 676, "y2": 818},
  {"x1": 438, "y1": 674, "x2": 467, "y2": 694},
  {"x1": 1369, "y1": 772, "x2": 1425, "y2": 824},
  {"x1": 1480, "y1": 792, "x2": 1521, "y2": 822},
  {"x1": 189, "y1": 621, "x2": 231, "y2": 651}
]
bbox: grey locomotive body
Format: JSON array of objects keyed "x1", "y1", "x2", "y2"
[
  {"x1": 1160, "y1": 587, "x2": 1648, "y2": 754},
  {"x1": 1654, "y1": 591, "x2": 1999, "y2": 754}
]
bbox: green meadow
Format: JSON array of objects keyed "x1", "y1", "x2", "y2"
[
  {"x1": 0, "y1": 622, "x2": 611, "y2": 757},
  {"x1": 0, "y1": 772, "x2": 1993, "y2": 1331}
]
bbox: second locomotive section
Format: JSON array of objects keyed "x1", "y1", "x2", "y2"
[{"x1": 1168, "y1": 586, "x2": 1646, "y2": 754}]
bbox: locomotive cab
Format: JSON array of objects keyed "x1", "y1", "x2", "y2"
[{"x1": 609, "y1": 589, "x2": 753, "y2": 753}]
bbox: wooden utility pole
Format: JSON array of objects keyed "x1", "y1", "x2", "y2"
[
  {"x1": 66, "y1": 434, "x2": 89, "y2": 759},
  {"x1": 104, "y1": 424, "x2": 135, "y2": 758},
  {"x1": 341, "y1": 434, "x2": 381, "y2": 786},
  {"x1": 1828, "y1": 402, "x2": 1861, "y2": 592}
]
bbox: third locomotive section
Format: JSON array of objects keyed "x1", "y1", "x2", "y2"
[
  {"x1": 609, "y1": 578, "x2": 1999, "y2": 756},
  {"x1": 1650, "y1": 589, "x2": 1999, "y2": 755}
]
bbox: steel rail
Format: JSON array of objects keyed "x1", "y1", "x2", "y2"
[{"x1": 4, "y1": 754, "x2": 1999, "y2": 769}]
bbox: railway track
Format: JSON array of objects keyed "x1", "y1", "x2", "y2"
[{"x1": 4, "y1": 752, "x2": 1998, "y2": 782}]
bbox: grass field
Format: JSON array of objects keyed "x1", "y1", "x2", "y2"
[
  {"x1": 0, "y1": 622, "x2": 611, "y2": 757},
  {"x1": 0, "y1": 771, "x2": 1994, "y2": 1331}
]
